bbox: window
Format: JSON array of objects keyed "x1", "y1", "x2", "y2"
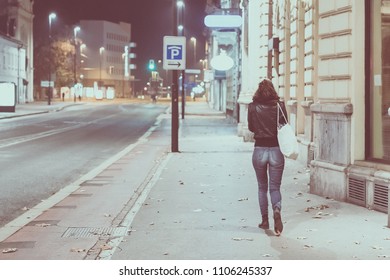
[{"x1": 368, "y1": 0, "x2": 390, "y2": 161}]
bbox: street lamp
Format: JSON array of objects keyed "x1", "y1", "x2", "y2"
[
  {"x1": 178, "y1": 24, "x2": 184, "y2": 33},
  {"x1": 190, "y1": 37, "x2": 197, "y2": 67},
  {"x1": 48, "y1": 12, "x2": 56, "y2": 105},
  {"x1": 99, "y1": 47, "x2": 105, "y2": 85},
  {"x1": 73, "y1": 26, "x2": 80, "y2": 86},
  {"x1": 199, "y1": 59, "x2": 207, "y2": 80},
  {"x1": 177, "y1": 1, "x2": 186, "y2": 119},
  {"x1": 177, "y1": 1, "x2": 185, "y2": 36}
]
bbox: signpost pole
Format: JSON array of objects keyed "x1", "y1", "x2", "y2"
[
  {"x1": 171, "y1": 1, "x2": 179, "y2": 152},
  {"x1": 181, "y1": 70, "x2": 185, "y2": 119}
]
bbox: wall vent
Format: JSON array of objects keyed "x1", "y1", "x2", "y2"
[
  {"x1": 347, "y1": 176, "x2": 366, "y2": 207},
  {"x1": 373, "y1": 181, "x2": 389, "y2": 213}
]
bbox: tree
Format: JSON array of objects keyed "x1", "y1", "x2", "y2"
[
  {"x1": 34, "y1": 25, "x2": 78, "y2": 95},
  {"x1": 52, "y1": 38, "x2": 74, "y2": 87}
]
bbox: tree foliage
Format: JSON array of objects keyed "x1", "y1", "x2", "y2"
[{"x1": 34, "y1": 25, "x2": 78, "y2": 88}]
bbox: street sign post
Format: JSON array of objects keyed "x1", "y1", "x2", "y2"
[
  {"x1": 163, "y1": 36, "x2": 186, "y2": 70},
  {"x1": 164, "y1": 34, "x2": 185, "y2": 151}
]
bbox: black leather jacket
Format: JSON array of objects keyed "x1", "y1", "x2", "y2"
[{"x1": 247, "y1": 100, "x2": 288, "y2": 147}]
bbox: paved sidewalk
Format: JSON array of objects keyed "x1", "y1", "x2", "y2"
[
  {"x1": 0, "y1": 101, "x2": 389, "y2": 260},
  {"x1": 111, "y1": 108, "x2": 390, "y2": 260}
]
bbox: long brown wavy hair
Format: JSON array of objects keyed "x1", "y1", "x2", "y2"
[{"x1": 252, "y1": 79, "x2": 280, "y2": 103}]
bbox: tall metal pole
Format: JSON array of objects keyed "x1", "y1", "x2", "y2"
[
  {"x1": 191, "y1": 37, "x2": 196, "y2": 67},
  {"x1": 171, "y1": 1, "x2": 179, "y2": 152},
  {"x1": 73, "y1": 27, "x2": 80, "y2": 87},
  {"x1": 181, "y1": 70, "x2": 185, "y2": 119},
  {"x1": 48, "y1": 22, "x2": 51, "y2": 105},
  {"x1": 99, "y1": 47, "x2": 104, "y2": 84},
  {"x1": 48, "y1": 13, "x2": 56, "y2": 105},
  {"x1": 179, "y1": 3, "x2": 185, "y2": 119}
]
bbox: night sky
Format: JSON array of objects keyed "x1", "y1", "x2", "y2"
[{"x1": 33, "y1": 0, "x2": 207, "y2": 91}]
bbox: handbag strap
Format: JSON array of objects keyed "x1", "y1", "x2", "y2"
[{"x1": 277, "y1": 102, "x2": 288, "y2": 126}]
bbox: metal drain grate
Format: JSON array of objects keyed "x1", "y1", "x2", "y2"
[
  {"x1": 347, "y1": 176, "x2": 366, "y2": 207},
  {"x1": 373, "y1": 182, "x2": 389, "y2": 213},
  {"x1": 61, "y1": 227, "x2": 128, "y2": 238}
]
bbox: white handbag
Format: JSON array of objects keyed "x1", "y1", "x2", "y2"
[{"x1": 277, "y1": 103, "x2": 299, "y2": 160}]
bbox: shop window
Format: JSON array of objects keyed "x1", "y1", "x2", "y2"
[{"x1": 368, "y1": 0, "x2": 390, "y2": 161}]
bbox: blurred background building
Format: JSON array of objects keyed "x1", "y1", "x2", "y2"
[
  {"x1": 0, "y1": 0, "x2": 34, "y2": 104},
  {"x1": 77, "y1": 20, "x2": 136, "y2": 98}
]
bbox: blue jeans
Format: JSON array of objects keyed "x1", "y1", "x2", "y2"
[{"x1": 252, "y1": 146, "x2": 285, "y2": 217}]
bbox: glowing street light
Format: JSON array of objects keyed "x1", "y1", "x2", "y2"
[
  {"x1": 199, "y1": 59, "x2": 207, "y2": 70},
  {"x1": 73, "y1": 26, "x2": 80, "y2": 85},
  {"x1": 99, "y1": 47, "x2": 105, "y2": 83},
  {"x1": 48, "y1": 13, "x2": 56, "y2": 37},
  {"x1": 47, "y1": 12, "x2": 56, "y2": 105},
  {"x1": 178, "y1": 24, "x2": 184, "y2": 33},
  {"x1": 190, "y1": 37, "x2": 196, "y2": 67}
]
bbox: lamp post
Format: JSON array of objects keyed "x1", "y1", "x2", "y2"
[
  {"x1": 171, "y1": 1, "x2": 180, "y2": 152},
  {"x1": 199, "y1": 58, "x2": 208, "y2": 80},
  {"x1": 73, "y1": 26, "x2": 80, "y2": 86},
  {"x1": 178, "y1": 0, "x2": 185, "y2": 119},
  {"x1": 190, "y1": 37, "x2": 197, "y2": 67},
  {"x1": 99, "y1": 47, "x2": 105, "y2": 85},
  {"x1": 48, "y1": 12, "x2": 56, "y2": 105}
]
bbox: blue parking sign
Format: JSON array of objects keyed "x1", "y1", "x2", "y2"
[
  {"x1": 163, "y1": 36, "x2": 186, "y2": 70},
  {"x1": 167, "y1": 45, "x2": 183, "y2": 60}
]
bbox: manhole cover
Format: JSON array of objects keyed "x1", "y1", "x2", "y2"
[{"x1": 62, "y1": 227, "x2": 127, "y2": 238}]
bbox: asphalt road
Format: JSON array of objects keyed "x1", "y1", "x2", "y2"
[{"x1": 0, "y1": 102, "x2": 168, "y2": 228}]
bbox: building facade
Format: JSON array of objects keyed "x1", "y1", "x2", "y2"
[
  {"x1": 0, "y1": 0, "x2": 34, "y2": 103},
  {"x1": 78, "y1": 20, "x2": 134, "y2": 97},
  {"x1": 205, "y1": 0, "x2": 241, "y2": 119},
  {"x1": 238, "y1": 0, "x2": 390, "y2": 223}
]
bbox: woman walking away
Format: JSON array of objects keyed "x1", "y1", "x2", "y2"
[{"x1": 247, "y1": 79, "x2": 288, "y2": 236}]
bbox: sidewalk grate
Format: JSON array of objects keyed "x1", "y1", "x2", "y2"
[{"x1": 61, "y1": 227, "x2": 127, "y2": 238}]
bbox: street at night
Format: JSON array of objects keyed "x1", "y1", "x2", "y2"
[
  {"x1": 1, "y1": 0, "x2": 390, "y2": 279},
  {"x1": 0, "y1": 101, "x2": 167, "y2": 228}
]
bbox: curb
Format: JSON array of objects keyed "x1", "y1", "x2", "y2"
[{"x1": 0, "y1": 103, "x2": 85, "y2": 120}]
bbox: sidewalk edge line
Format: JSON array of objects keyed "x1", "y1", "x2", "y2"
[{"x1": 97, "y1": 152, "x2": 173, "y2": 260}]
